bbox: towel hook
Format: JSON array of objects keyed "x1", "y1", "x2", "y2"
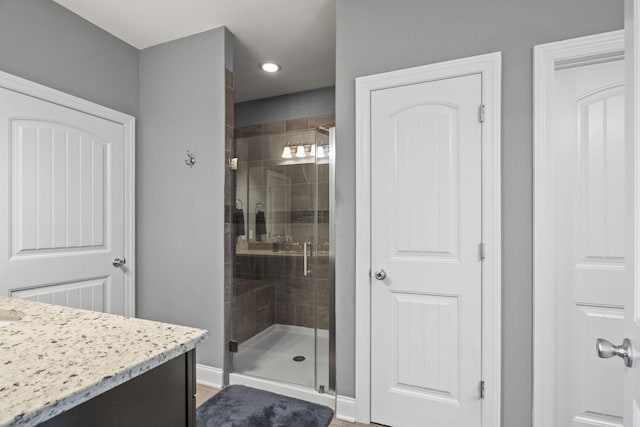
[{"x1": 185, "y1": 150, "x2": 196, "y2": 168}]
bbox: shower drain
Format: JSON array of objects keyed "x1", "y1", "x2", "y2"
[{"x1": 293, "y1": 355, "x2": 306, "y2": 362}]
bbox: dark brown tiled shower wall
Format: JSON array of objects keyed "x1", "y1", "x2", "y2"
[
  {"x1": 233, "y1": 113, "x2": 334, "y2": 342},
  {"x1": 233, "y1": 114, "x2": 335, "y2": 138},
  {"x1": 233, "y1": 278, "x2": 275, "y2": 343},
  {"x1": 234, "y1": 254, "x2": 330, "y2": 336}
]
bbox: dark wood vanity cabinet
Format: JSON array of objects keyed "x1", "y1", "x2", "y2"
[{"x1": 40, "y1": 350, "x2": 196, "y2": 427}]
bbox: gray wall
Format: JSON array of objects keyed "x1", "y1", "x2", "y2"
[
  {"x1": 138, "y1": 28, "x2": 229, "y2": 368},
  {"x1": 0, "y1": 0, "x2": 230, "y2": 370},
  {"x1": 235, "y1": 86, "x2": 335, "y2": 128},
  {"x1": 334, "y1": 0, "x2": 623, "y2": 425},
  {"x1": 0, "y1": 0, "x2": 139, "y2": 117}
]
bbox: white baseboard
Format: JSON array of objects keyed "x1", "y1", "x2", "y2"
[
  {"x1": 196, "y1": 363, "x2": 223, "y2": 388},
  {"x1": 336, "y1": 395, "x2": 356, "y2": 422}
]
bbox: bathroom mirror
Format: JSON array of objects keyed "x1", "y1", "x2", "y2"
[{"x1": 234, "y1": 127, "x2": 329, "y2": 253}]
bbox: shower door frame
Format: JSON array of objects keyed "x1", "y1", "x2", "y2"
[{"x1": 328, "y1": 127, "x2": 337, "y2": 393}]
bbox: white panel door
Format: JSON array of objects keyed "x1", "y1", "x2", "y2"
[
  {"x1": 626, "y1": 2, "x2": 640, "y2": 424},
  {"x1": 370, "y1": 73, "x2": 482, "y2": 426},
  {"x1": 552, "y1": 60, "x2": 625, "y2": 427},
  {"x1": 0, "y1": 87, "x2": 127, "y2": 315}
]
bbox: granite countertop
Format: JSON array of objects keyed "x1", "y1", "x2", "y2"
[{"x1": 0, "y1": 296, "x2": 208, "y2": 427}]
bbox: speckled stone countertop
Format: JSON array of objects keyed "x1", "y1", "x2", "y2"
[{"x1": 0, "y1": 296, "x2": 208, "y2": 427}]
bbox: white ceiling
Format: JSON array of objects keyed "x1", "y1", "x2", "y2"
[{"x1": 52, "y1": 0, "x2": 336, "y2": 102}]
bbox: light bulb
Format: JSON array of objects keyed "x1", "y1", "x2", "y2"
[
  {"x1": 295, "y1": 146, "x2": 306, "y2": 158},
  {"x1": 261, "y1": 62, "x2": 281, "y2": 72},
  {"x1": 316, "y1": 145, "x2": 325, "y2": 158},
  {"x1": 281, "y1": 146, "x2": 292, "y2": 159},
  {"x1": 309, "y1": 144, "x2": 316, "y2": 156}
]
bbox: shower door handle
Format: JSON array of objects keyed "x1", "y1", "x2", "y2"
[{"x1": 303, "y1": 242, "x2": 311, "y2": 277}]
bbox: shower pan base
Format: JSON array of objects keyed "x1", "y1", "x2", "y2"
[{"x1": 229, "y1": 324, "x2": 333, "y2": 407}]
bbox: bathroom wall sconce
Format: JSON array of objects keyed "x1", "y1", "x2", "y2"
[
  {"x1": 281, "y1": 144, "x2": 309, "y2": 159},
  {"x1": 308, "y1": 144, "x2": 328, "y2": 158},
  {"x1": 185, "y1": 150, "x2": 196, "y2": 167},
  {"x1": 281, "y1": 144, "x2": 329, "y2": 159}
]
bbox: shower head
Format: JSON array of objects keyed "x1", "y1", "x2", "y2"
[{"x1": 316, "y1": 125, "x2": 330, "y2": 135}]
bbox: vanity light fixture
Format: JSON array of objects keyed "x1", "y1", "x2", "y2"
[
  {"x1": 261, "y1": 62, "x2": 281, "y2": 73},
  {"x1": 281, "y1": 146, "x2": 292, "y2": 159},
  {"x1": 282, "y1": 143, "x2": 326, "y2": 160}
]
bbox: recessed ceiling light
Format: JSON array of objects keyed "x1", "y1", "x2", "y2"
[{"x1": 261, "y1": 62, "x2": 281, "y2": 73}]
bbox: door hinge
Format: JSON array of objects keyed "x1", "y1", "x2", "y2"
[
  {"x1": 228, "y1": 340, "x2": 238, "y2": 353},
  {"x1": 479, "y1": 105, "x2": 486, "y2": 123},
  {"x1": 478, "y1": 242, "x2": 485, "y2": 262},
  {"x1": 479, "y1": 380, "x2": 485, "y2": 399}
]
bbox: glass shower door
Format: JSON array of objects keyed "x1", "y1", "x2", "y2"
[{"x1": 232, "y1": 127, "x2": 323, "y2": 391}]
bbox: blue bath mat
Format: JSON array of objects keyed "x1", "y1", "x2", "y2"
[{"x1": 196, "y1": 385, "x2": 334, "y2": 427}]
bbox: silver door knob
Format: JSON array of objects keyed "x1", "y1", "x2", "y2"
[
  {"x1": 112, "y1": 258, "x2": 126, "y2": 268},
  {"x1": 374, "y1": 269, "x2": 387, "y2": 280},
  {"x1": 596, "y1": 338, "x2": 633, "y2": 367}
]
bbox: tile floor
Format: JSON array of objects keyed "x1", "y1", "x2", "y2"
[{"x1": 196, "y1": 384, "x2": 373, "y2": 427}]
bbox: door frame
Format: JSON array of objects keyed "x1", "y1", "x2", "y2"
[
  {"x1": 532, "y1": 30, "x2": 625, "y2": 427},
  {"x1": 354, "y1": 52, "x2": 502, "y2": 425},
  {"x1": 0, "y1": 70, "x2": 136, "y2": 317}
]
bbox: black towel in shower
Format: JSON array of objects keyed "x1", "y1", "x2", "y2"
[
  {"x1": 233, "y1": 207, "x2": 245, "y2": 236},
  {"x1": 255, "y1": 210, "x2": 267, "y2": 235}
]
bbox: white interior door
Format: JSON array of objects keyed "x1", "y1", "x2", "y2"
[
  {"x1": 370, "y1": 73, "x2": 483, "y2": 426},
  {"x1": 626, "y1": 0, "x2": 640, "y2": 423},
  {"x1": 552, "y1": 59, "x2": 626, "y2": 426},
  {"x1": 0, "y1": 86, "x2": 129, "y2": 315}
]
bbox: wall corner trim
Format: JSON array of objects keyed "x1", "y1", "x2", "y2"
[
  {"x1": 196, "y1": 363, "x2": 224, "y2": 389},
  {"x1": 336, "y1": 395, "x2": 356, "y2": 422}
]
